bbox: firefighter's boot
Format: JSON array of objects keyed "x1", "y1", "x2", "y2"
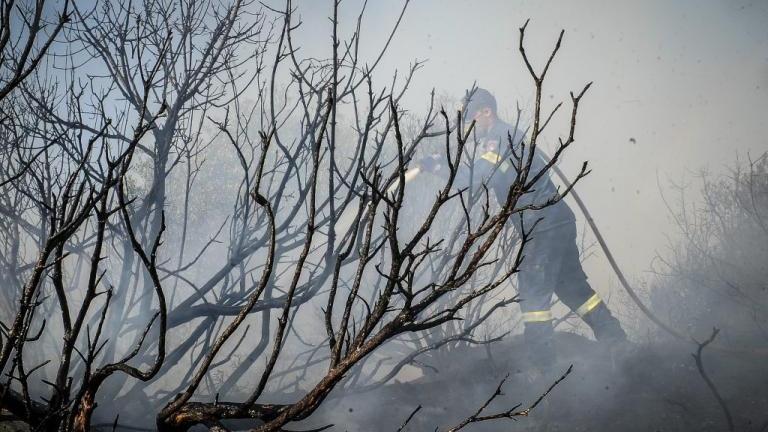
[
  {"x1": 582, "y1": 302, "x2": 626, "y2": 344},
  {"x1": 523, "y1": 320, "x2": 556, "y2": 371}
]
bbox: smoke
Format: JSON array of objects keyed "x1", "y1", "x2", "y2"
[{"x1": 2, "y1": 1, "x2": 767, "y2": 430}]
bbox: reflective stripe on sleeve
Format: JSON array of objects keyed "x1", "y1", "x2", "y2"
[
  {"x1": 480, "y1": 151, "x2": 509, "y2": 173},
  {"x1": 480, "y1": 151, "x2": 501, "y2": 164},
  {"x1": 576, "y1": 293, "x2": 602, "y2": 317},
  {"x1": 521, "y1": 310, "x2": 553, "y2": 323}
]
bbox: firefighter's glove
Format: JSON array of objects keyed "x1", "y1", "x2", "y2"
[{"x1": 417, "y1": 153, "x2": 443, "y2": 173}]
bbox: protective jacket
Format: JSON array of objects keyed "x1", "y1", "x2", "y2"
[{"x1": 453, "y1": 119, "x2": 575, "y2": 234}]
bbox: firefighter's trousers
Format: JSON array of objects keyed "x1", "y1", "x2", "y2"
[{"x1": 517, "y1": 221, "x2": 626, "y2": 365}]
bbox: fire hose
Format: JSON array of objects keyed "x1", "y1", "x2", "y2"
[
  {"x1": 547, "y1": 159, "x2": 768, "y2": 355},
  {"x1": 544, "y1": 160, "x2": 688, "y2": 341},
  {"x1": 335, "y1": 155, "x2": 761, "y2": 354}
]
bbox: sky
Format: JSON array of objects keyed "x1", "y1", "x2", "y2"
[{"x1": 285, "y1": 0, "x2": 768, "y2": 294}]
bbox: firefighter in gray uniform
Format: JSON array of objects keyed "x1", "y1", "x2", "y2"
[{"x1": 419, "y1": 88, "x2": 626, "y2": 366}]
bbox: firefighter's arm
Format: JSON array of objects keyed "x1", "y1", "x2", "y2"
[
  {"x1": 453, "y1": 151, "x2": 510, "y2": 192},
  {"x1": 398, "y1": 151, "x2": 509, "y2": 193}
]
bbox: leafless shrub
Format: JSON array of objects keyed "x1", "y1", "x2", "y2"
[{"x1": 651, "y1": 152, "x2": 768, "y2": 348}]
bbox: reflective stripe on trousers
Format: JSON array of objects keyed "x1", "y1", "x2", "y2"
[
  {"x1": 576, "y1": 293, "x2": 602, "y2": 317},
  {"x1": 522, "y1": 310, "x2": 553, "y2": 323}
]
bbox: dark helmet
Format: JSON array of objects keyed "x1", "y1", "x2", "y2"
[{"x1": 461, "y1": 87, "x2": 497, "y2": 120}]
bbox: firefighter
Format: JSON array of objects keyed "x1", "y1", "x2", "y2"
[{"x1": 418, "y1": 88, "x2": 626, "y2": 367}]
